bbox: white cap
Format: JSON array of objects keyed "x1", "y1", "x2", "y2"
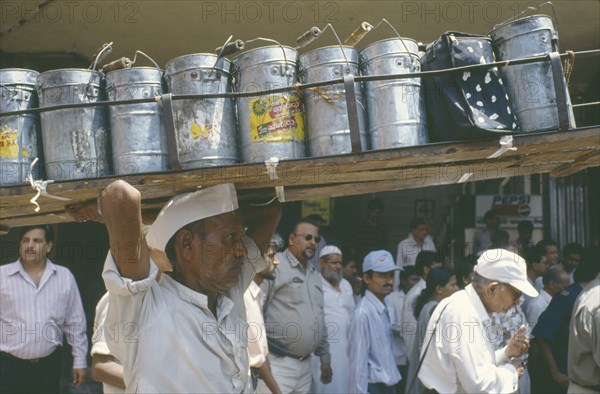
[
  {"x1": 146, "y1": 184, "x2": 238, "y2": 251},
  {"x1": 363, "y1": 250, "x2": 401, "y2": 273},
  {"x1": 319, "y1": 245, "x2": 342, "y2": 259},
  {"x1": 475, "y1": 249, "x2": 538, "y2": 297}
]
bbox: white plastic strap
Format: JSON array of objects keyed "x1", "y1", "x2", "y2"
[
  {"x1": 458, "y1": 136, "x2": 517, "y2": 183},
  {"x1": 264, "y1": 157, "x2": 285, "y2": 202},
  {"x1": 27, "y1": 158, "x2": 71, "y2": 212}
]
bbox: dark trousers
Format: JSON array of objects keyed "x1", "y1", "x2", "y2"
[
  {"x1": 396, "y1": 364, "x2": 408, "y2": 394},
  {"x1": 368, "y1": 382, "x2": 397, "y2": 394},
  {"x1": 0, "y1": 348, "x2": 62, "y2": 394}
]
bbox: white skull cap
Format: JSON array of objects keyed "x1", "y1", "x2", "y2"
[{"x1": 146, "y1": 184, "x2": 238, "y2": 251}]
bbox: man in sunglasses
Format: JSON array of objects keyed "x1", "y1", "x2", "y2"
[
  {"x1": 418, "y1": 249, "x2": 537, "y2": 393},
  {"x1": 261, "y1": 218, "x2": 332, "y2": 394}
]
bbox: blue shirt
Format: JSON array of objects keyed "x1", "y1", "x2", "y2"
[
  {"x1": 349, "y1": 290, "x2": 402, "y2": 393},
  {"x1": 533, "y1": 282, "x2": 583, "y2": 374}
]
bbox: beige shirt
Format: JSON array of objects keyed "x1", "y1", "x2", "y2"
[
  {"x1": 261, "y1": 249, "x2": 330, "y2": 363},
  {"x1": 244, "y1": 281, "x2": 268, "y2": 368},
  {"x1": 102, "y1": 236, "x2": 265, "y2": 393},
  {"x1": 568, "y1": 277, "x2": 600, "y2": 388}
]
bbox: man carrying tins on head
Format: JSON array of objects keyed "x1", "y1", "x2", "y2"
[
  {"x1": 418, "y1": 249, "x2": 537, "y2": 393},
  {"x1": 98, "y1": 180, "x2": 280, "y2": 392},
  {"x1": 261, "y1": 218, "x2": 332, "y2": 394}
]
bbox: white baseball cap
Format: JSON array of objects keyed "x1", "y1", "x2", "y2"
[
  {"x1": 319, "y1": 245, "x2": 342, "y2": 259},
  {"x1": 146, "y1": 184, "x2": 238, "y2": 252},
  {"x1": 475, "y1": 249, "x2": 538, "y2": 297},
  {"x1": 363, "y1": 250, "x2": 402, "y2": 273}
]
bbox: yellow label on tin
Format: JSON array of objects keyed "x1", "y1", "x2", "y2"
[
  {"x1": 190, "y1": 121, "x2": 218, "y2": 141},
  {"x1": 0, "y1": 127, "x2": 28, "y2": 159},
  {"x1": 249, "y1": 95, "x2": 304, "y2": 142}
]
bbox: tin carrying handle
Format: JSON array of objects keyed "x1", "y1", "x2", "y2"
[
  {"x1": 296, "y1": 24, "x2": 352, "y2": 73},
  {"x1": 343, "y1": 22, "x2": 374, "y2": 47},
  {"x1": 90, "y1": 42, "x2": 113, "y2": 71},
  {"x1": 493, "y1": 2, "x2": 560, "y2": 50}
]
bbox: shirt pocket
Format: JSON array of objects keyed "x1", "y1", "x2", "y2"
[{"x1": 282, "y1": 279, "x2": 305, "y2": 305}]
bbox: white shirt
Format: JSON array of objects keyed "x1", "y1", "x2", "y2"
[
  {"x1": 0, "y1": 259, "x2": 88, "y2": 368},
  {"x1": 91, "y1": 293, "x2": 125, "y2": 394},
  {"x1": 418, "y1": 285, "x2": 518, "y2": 393},
  {"x1": 402, "y1": 278, "x2": 426, "y2": 358},
  {"x1": 526, "y1": 289, "x2": 552, "y2": 332},
  {"x1": 102, "y1": 236, "x2": 265, "y2": 393},
  {"x1": 244, "y1": 281, "x2": 268, "y2": 368},
  {"x1": 349, "y1": 290, "x2": 402, "y2": 393},
  {"x1": 311, "y1": 277, "x2": 355, "y2": 394},
  {"x1": 395, "y1": 234, "x2": 436, "y2": 286},
  {"x1": 384, "y1": 290, "x2": 408, "y2": 366}
]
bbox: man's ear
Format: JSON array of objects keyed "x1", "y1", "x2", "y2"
[
  {"x1": 176, "y1": 229, "x2": 195, "y2": 259},
  {"x1": 46, "y1": 241, "x2": 53, "y2": 253}
]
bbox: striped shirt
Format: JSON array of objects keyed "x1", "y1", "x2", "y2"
[
  {"x1": 349, "y1": 290, "x2": 402, "y2": 393},
  {"x1": 0, "y1": 259, "x2": 88, "y2": 368}
]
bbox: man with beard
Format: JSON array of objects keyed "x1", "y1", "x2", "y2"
[
  {"x1": 311, "y1": 246, "x2": 355, "y2": 394},
  {"x1": 98, "y1": 181, "x2": 280, "y2": 392},
  {"x1": 349, "y1": 250, "x2": 402, "y2": 394},
  {"x1": 261, "y1": 218, "x2": 332, "y2": 393},
  {"x1": 245, "y1": 234, "x2": 283, "y2": 394}
]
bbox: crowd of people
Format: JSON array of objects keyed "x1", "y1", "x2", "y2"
[{"x1": 1, "y1": 189, "x2": 598, "y2": 394}]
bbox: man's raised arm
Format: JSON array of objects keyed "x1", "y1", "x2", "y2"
[
  {"x1": 99, "y1": 180, "x2": 150, "y2": 280},
  {"x1": 241, "y1": 200, "x2": 281, "y2": 255}
]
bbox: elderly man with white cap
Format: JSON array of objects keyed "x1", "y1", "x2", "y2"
[
  {"x1": 349, "y1": 250, "x2": 402, "y2": 394},
  {"x1": 311, "y1": 245, "x2": 356, "y2": 394},
  {"x1": 418, "y1": 249, "x2": 537, "y2": 393},
  {"x1": 97, "y1": 180, "x2": 280, "y2": 392}
]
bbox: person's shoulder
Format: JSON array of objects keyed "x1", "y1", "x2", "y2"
[{"x1": 0, "y1": 261, "x2": 18, "y2": 273}]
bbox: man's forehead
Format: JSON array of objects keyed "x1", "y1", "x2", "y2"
[{"x1": 296, "y1": 222, "x2": 318, "y2": 233}]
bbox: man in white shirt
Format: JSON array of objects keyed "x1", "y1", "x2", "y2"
[
  {"x1": 474, "y1": 210, "x2": 501, "y2": 256},
  {"x1": 311, "y1": 246, "x2": 355, "y2": 394},
  {"x1": 395, "y1": 218, "x2": 436, "y2": 282},
  {"x1": 419, "y1": 249, "x2": 536, "y2": 393},
  {"x1": 0, "y1": 225, "x2": 88, "y2": 393},
  {"x1": 401, "y1": 251, "x2": 443, "y2": 360},
  {"x1": 97, "y1": 180, "x2": 280, "y2": 392},
  {"x1": 522, "y1": 246, "x2": 550, "y2": 314}
]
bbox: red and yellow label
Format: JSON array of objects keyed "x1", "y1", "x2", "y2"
[
  {"x1": 249, "y1": 95, "x2": 304, "y2": 142},
  {"x1": 190, "y1": 121, "x2": 218, "y2": 142},
  {"x1": 0, "y1": 127, "x2": 28, "y2": 159}
]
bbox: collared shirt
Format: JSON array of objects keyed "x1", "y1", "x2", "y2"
[
  {"x1": 102, "y1": 236, "x2": 265, "y2": 393},
  {"x1": 419, "y1": 285, "x2": 518, "y2": 393},
  {"x1": 91, "y1": 293, "x2": 125, "y2": 394},
  {"x1": 474, "y1": 228, "x2": 492, "y2": 256},
  {"x1": 349, "y1": 290, "x2": 402, "y2": 393},
  {"x1": 401, "y1": 278, "x2": 426, "y2": 358},
  {"x1": 311, "y1": 276, "x2": 355, "y2": 394},
  {"x1": 533, "y1": 282, "x2": 583, "y2": 375},
  {"x1": 0, "y1": 259, "x2": 88, "y2": 368},
  {"x1": 568, "y1": 277, "x2": 600, "y2": 388},
  {"x1": 384, "y1": 290, "x2": 408, "y2": 366},
  {"x1": 522, "y1": 276, "x2": 537, "y2": 314},
  {"x1": 395, "y1": 234, "x2": 436, "y2": 286},
  {"x1": 244, "y1": 281, "x2": 268, "y2": 368},
  {"x1": 526, "y1": 289, "x2": 552, "y2": 332},
  {"x1": 261, "y1": 249, "x2": 330, "y2": 363}
]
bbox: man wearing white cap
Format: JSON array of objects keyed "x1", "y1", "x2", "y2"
[
  {"x1": 349, "y1": 250, "x2": 402, "y2": 394},
  {"x1": 418, "y1": 249, "x2": 537, "y2": 393},
  {"x1": 311, "y1": 245, "x2": 355, "y2": 394},
  {"x1": 98, "y1": 180, "x2": 280, "y2": 392}
]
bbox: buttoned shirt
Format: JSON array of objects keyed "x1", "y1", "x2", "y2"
[
  {"x1": 395, "y1": 234, "x2": 436, "y2": 286},
  {"x1": 261, "y1": 249, "x2": 330, "y2": 363},
  {"x1": 244, "y1": 281, "x2": 268, "y2": 368},
  {"x1": 349, "y1": 290, "x2": 402, "y2": 393},
  {"x1": 401, "y1": 278, "x2": 426, "y2": 358},
  {"x1": 474, "y1": 228, "x2": 493, "y2": 256},
  {"x1": 418, "y1": 285, "x2": 518, "y2": 393},
  {"x1": 91, "y1": 292, "x2": 125, "y2": 394},
  {"x1": 102, "y1": 236, "x2": 265, "y2": 393},
  {"x1": 526, "y1": 289, "x2": 551, "y2": 332},
  {"x1": 384, "y1": 290, "x2": 408, "y2": 366},
  {"x1": 568, "y1": 277, "x2": 600, "y2": 388},
  {"x1": 0, "y1": 259, "x2": 88, "y2": 368}
]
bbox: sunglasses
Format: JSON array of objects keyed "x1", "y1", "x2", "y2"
[{"x1": 294, "y1": 233, "x2": 322, "y2": 243}]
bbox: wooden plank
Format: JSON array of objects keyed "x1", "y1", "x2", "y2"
[{"x1": 550, "y1": 150, "x2": 600, "y2": 177}]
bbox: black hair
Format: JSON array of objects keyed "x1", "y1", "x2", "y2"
[
  {"x1": 563, "y1": 242, "x2": 584, "y2": 257},
  {"x1": 455, "y1": 261, "x2": 475, "y2": 289},
  {"x1": 484, "y1": 210, "x2": 499, "y2": 222},
  {"x1": 19, "y1": 225, "x2": 54, "y2": 243},
  {"x1": 525, "y1": 246, "x2": 545, "y2": 270},
  {"x1": 536, "y1": 239, "x2": 557, "y2": 254},
  {"x1": 414, "y1": 267, "x2": 454, "y2": 319},
  {"x1": 573, "y1": 254, "x2": 600, "y2": 283},
  {"x1": 415, "y1": 251, "x2": 443, "y2": 276},
  {"x1": 410, "y1": 218, "x2": 427, "y2": 230},
  {"x1": 491, "y1": 230, "x2": 510, "y2": 246},
  {"x1": 291, "y1": 218, "x2": 320, "y2": 237},
  {"x1": 517, "y1": 221, "x2": 534, "y2": 232},
  {"x1": 367, "y1": 198, "x2": 384, "y2": 212},
  {"x1": 305, "y1": 214, "x2": 325, "y2": 225},
  {"x1": 401, "y1": 265, "x2": 419, "y2": 279}
]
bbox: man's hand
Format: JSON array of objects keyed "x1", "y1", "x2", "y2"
[
  {"x1": 551, "y1": 370, "x2": 570, "y2": 388},
  {"x1": 510, "y1": 360, "x2": 524, "y2": 379},
  {"x1": 506, "y1": 325, "x2": 530, "y2": 359},
  {"x1": 72, "y1": 368, "x2": 87, "y2": 387},
  {"x1": 320, "y1": 362, "x2": 332, "y2": 384}
]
